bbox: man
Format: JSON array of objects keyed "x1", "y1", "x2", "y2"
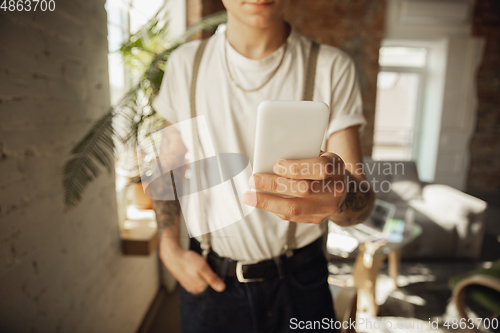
[{"x1": 151, "y1": 0, "x2": 374, "y2": 332}]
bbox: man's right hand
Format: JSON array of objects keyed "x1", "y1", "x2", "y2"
[
  {"x1": 152, "y1": 121, "x2": 226, "y2": 295},
  {"x1": 160, "y1": 244, "x2": 226, "y2": 294}
]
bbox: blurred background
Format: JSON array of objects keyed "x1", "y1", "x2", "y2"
[{"x1": 0, "y1": 0, "x2": 499, "y2": 332}]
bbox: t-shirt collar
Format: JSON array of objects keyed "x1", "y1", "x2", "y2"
[{"x1": 223, "y1": 27, "x2": 298, "y2": 72}]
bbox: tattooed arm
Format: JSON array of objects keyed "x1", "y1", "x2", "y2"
[
  {"x1": 151, "y1": 121, "x2": 186, "y2": 250},
  {"x1": 244, "y1": 125, "x2": 374, "y2": 227},
  {"x1": 152, "y1": 186, "x2": 182, "y2": 251},
  {"x1": 331, "y1": 171, "x2": 374, "y2": 226},
  {"x1": 152, "y1": 121, "x2": 226, "y2": 294},
  {"x1": 327, "y1": 125, "x2": 374, "y2": 227}
]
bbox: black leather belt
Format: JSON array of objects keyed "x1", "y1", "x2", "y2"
[{"x1": 190, "y1": 236, "x2": 325, "y2": 283}]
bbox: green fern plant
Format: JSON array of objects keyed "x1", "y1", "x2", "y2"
[{"x1": 63, "y1": 10, "x2": 227, "y2": 208}]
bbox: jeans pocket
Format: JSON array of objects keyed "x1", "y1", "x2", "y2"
[
  {"x1": 182, "y1": 285, "x2": 211, "y2": 298},
  {"x1": 288, "y1": 255, "x2": 329, "y2": 290}
]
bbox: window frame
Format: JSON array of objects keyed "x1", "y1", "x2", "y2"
[{"x1": 375, "y1": 65, "x2": 427, "y2": 161}]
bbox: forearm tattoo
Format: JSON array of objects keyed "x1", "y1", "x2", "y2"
[
  {"x1": 337, "y1": 176, "x2": 373, "y2": 225},
  {"x1": 152, "y1": 200, "x2": 180, "y2": 230},
  {"x1": 151, "y1": 122, "x2": 186, "y2": 231}
]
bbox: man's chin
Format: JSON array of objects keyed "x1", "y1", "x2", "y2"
[{"x1": 244, "y1": 15, "x2": 281, "y2": 29}]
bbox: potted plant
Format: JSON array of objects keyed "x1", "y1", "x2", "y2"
[{"x1": 62, "y1": 10, "x2": 227, "y2": 209}]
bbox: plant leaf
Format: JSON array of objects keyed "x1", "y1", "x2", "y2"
[
  {"x1": 63, "y1": 111, "x2": 115, "y2": 208},
  {"x1": 62, "y1": 10, "x2": 228, "y2": 209}
]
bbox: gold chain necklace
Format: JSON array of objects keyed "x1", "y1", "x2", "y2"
[{"x1": 224, "y1": 34, "x2": 287, "y2": 93}]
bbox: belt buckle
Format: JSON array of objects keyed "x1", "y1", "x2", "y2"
[{"x1": 236, "y1": 260, "x2": 264, "y2": 283}]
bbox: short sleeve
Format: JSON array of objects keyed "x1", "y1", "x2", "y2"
[
  {"x1": 152, "y1": 54, "x2": 179, "y2": 124},
  {"x1": 326, "y1": 56, "x2": 366, "y2": 137}
]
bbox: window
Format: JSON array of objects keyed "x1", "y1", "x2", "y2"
[
  {"x1": 106, "y1": 0, "x2": 131, "y2": 105},
  {"x1": 373, "y1": 47, "x2": 427, "y2": 161},
  {"x1": 106, "y1": 0, "x2": 181, "y2": 180},
  {"x1": 106, "y1": 0, "x2": 168, "y2": 104},
  {"x1": 105, "y1": 1, "x2": 186, "y2": 252}
]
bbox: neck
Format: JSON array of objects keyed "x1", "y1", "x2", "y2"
[{"x1": 225, "y1": 18, "x2": 289, "y2": 60}]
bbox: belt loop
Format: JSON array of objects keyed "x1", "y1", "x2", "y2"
[
  {"x1": 273, "y1": 257, "x2": 285, "y2": 280},
  {"x1": 220, "y1": 258, "x2": 231, "y2": 281}
]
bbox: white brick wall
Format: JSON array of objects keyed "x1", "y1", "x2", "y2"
[{"x1": 0, "y1": 2, "x2": 159, "y2": 332}]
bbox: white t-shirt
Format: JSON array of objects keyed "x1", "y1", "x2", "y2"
[{"x1": 152, "y1": 28, "x2": 366, "y2": 261}]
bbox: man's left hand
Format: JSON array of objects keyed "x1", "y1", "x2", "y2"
[{"x1": 242, "y1": 152, "x2": 346, "y2": 224}]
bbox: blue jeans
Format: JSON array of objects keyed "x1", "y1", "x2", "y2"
[{"x1": 179, "y1": 242, "x2": 337, "y2": 333}]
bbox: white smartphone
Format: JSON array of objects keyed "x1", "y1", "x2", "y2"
[{"x1": 252, "y1": 100, "x2": 330, "y2": 175}]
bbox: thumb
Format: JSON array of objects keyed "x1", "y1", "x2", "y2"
[{"x1": 198, "y1": 261, "x2": 226, "y2": 292}]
